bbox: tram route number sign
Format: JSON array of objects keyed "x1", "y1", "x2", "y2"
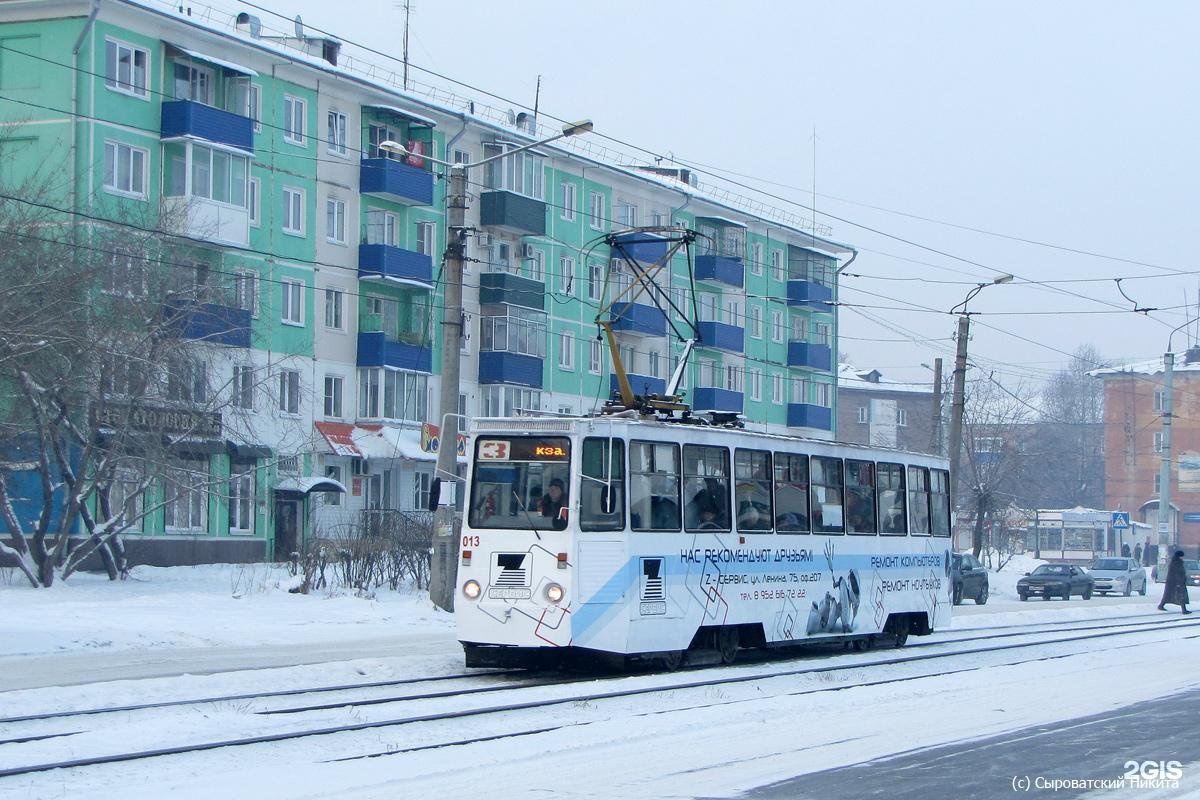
[{"x1": 477, "y1": 438, "x2": 570, "y2": 462}]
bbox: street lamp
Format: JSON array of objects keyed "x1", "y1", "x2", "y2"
[
  {"x1": 947, "y1": 273, "x2": 1013, "y2": 555},
  {"x1": 380, "y1": 118, "x2": 595, "y2": 612}
]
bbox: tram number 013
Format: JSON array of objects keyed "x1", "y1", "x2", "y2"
[{"x1": 462, "y1": 535, "x2": 480, "y2": 548}]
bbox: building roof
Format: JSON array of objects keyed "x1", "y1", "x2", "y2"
[
  {"x1": 1089, "y1": 347, "x2": 1200, "y2": 378},
  {"x1": 837, "y1": 364, "x2": 933, "y2": 395}
]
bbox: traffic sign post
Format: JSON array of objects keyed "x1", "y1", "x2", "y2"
[{"x1": 1111, "y1": 512, "x2": 1130, "y2": 556}]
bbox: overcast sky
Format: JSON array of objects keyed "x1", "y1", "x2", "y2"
[{"x1": 265, "y1": 0, "x2": 1199, "y2": 387}]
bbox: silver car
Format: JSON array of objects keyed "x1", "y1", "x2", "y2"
[{"x1": 1089, "y1": 557, "x2": 1148, "y2": 596}]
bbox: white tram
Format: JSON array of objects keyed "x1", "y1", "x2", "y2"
[{"x1": 455, "y1": 416, "x2": 953, "y2": 668}]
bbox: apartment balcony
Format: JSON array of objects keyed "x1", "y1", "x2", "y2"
[
  {"x1": 787, "y1": 403, "x2": 833, "y2": 431},
  {"x1": 357, "y1": 314, "x2": 432, "y2": 373},
  {"x1": 160, "y1": 100, "x2": 254, "y2": 153},
  {"x1": 478, "y1": 351, "x2": 543, "y2": 389},
  {"x1": 610, "y1": 301, "x2": 667, "y2": 337},
  {"x1": 358, "y1": 244, "x2": 433, "y2": 289},
  {"x1": 695, "y1": 255, "x2": 744, "y2": 288},
  {"x1": 163, "y1": 295, "x2": 251, "y2": 348},
  {"x1": 611, "y1": 231, "x2": 668, "y2": 265},
  {"x1": 611, "y1": 373, "x2": 667, "y2": 397},
  {"x1": 160, "y1": 196, "x2": 248, "y2": 248},
  {"x1": 691, "y1": 387, "x2": 744, "y2": 414},
  {"x1": 479, "y1": 271, "x2": 545, "y2": 311},
  {"x1": 360, "y1": 158, "x2": 434, "y2": 206},
  {"x1": 479, "y1": 190, "x2": 546, "y2": 236},
  {"x1": 787, "y1": 279, "x2": 834, "y2": 310},
  {"x1": 697, "y1": 320, "x2": 744, "y2": 353},
  {"x1": 787, "y1": 341, "x2": 832, "y2": 371}
]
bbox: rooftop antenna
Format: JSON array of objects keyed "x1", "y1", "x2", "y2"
[
  {"x1": 401, "y1": 0, "x2": 411, "y2": 91},
  {"x1": 811, "y1": 124, "x2": 817, "y2": 239},
  {"x1": 532, "y1": 74, "x2": 542, "y2": 133},
  {"x1": 293, "y1": 14, "x2": 304, "y2": 40}
]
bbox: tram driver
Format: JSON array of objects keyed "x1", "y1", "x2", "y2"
[{"x1": 539, "y1": 478, "x2": 569, "y2": 530}]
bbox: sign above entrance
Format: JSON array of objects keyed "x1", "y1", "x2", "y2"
[{"x1": 421, "y1": 422, "x2": 467, "y2": 456}]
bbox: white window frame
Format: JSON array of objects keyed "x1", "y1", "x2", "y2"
[
  {"x1": 1154, "y1": 389, "x2": 1165, "y2": 412},
  {"x1": 172, "y1": 60, "x2": 212, "y2": 104},
  {"x1": 164, "y1": 460, "x2": 208, "y2": 532},
  {"x1": 233, "y1": 364, "x2": 254, "y2": 410},
  {"x1": 282, "y1": 186, "x2": 305, "y2": 236},
  {"x1": 325, "y1": 197, "x2": 346, "y2": 244},
  {"x1": 748, "y1": 305, "x2": 762, "y2": 339},
  {"x1": 896, "y1": 407, "x2": 908, "y2": 427},
  {"x1": 366, "y1": 209, "x2": 399, "y2": 246},
  {"x1": 749, "y1": 369, "x2": 762, "y2": 401},
  {"x1": 103, "y1": 140, "x2": 148, "y2": 198},
  {"x1": 558, "y1": 330, "x2": 575, "y2": 371},
  {"x1": 324, "y1": 287, "x2": 344, "y2": 331},
  {"x1": 529, "y1": 248, "x2": 545, "y2": 283},
  {"x1": 588, "y1": 191, "x2": 605, "y2": 230},
  {"x1": 248, "y1": 177, "x2": 261, "y2": 227},
  {"x1": 416, "y1": 221, "x2": 436, "y2": 257},
  {"x1": 770, "y1": 310, "x2": 785, "y2": 342},
  {"x1": 857, "y1": 406, "x2": 868, "y2": 424},
  {"x1": 561, "y1": 181, "x2": 577, "y2": 221},
  {"x1": 1154, "y1": 431, "x2": 1165, "y2": 453},
  {"x1": 235, "y1": 269, "x2": 259, "y2": 318},
  {"x1": 558, "y1": 256, "x2": 575, "y2": 295},
  {"x1": 589, "y1": 339, "x2": 603, "y2": 374},
  {"x1": 228, "y1": 466, "x2": 255, "y2": 534},
  {"x1": 104, "y1": 38, "x2": 149, "y2": 98},
  {"x1": 771, "y1": 249, "x2": 784, "y2": 281},
  {"x1": 248, "y1": 83, "x2": 262, "y2": 132},
  {"x1": 323, "y1": 374, "x2": 344, "y2": 418},
  {"x1": 772, "y1": 373, "x2": 784, "y2": 404},
  {"x1": 279, "y1": 369, "x2": 301, "y2": 416},
  {"x1": 283, "y1": 95, "x2": 307, "y2": 145},
  {"x1": 326, "y1": 110, "x2": 347, "y2": 156},
  {"x1": 815, "y1": 382, "x2": 832, "y2": 408},
  {"x1": 588, "y1": 261, "x2": 603, "y2": 301},
  {"x1": 281, "y1": 279, "x2": 304, "y2": 326},
  {"x1": 750, "y1": 242, "x2": 764, "y2": 276}
]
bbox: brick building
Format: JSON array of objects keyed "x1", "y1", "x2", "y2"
[{"x1": 836, "y1": 364, "x2": 938, "y2": 453}]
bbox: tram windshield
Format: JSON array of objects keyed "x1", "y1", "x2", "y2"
[{"x1": 468, "y1": 436, "x2": 572, "y2": 530}]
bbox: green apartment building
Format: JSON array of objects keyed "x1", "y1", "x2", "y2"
[{"x1": 0, "y1": 0, "x2": 853, "y2": 564}]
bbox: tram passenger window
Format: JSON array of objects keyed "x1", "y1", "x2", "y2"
[
  {"x1": 774, "y1": 453, "x2": 809, "y2": 533},
  {"x1": 930, "y1": 468, "x2": 951, "y2": 536},
  {"x1": 735, "y1": 449, "x2": 773, "y2": 532},
  {"x1": 684, "y1": 445, "x2": 731, "y2": 531},
  {"x1": 581, "y1": 438, "x2": 624, "y2": 532},
  {"x1": 629, "y1": 441, "x2": 680, "y2": 531},
  {"x1": 908, "y1": 466, "x2": 931, "y2": 535},
  {"x1": 877, "y1": 462, "x2": 907, "y2": 535},
  {"x1": 810, "y1": 456, "x2": 844, "y2": 534},
  {"x1": 845, "y1": 459, "x2": 876, "y2": 535}
]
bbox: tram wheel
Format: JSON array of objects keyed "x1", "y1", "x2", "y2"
[{"x1": 717, "y1": 627, "x2": 739, "y2": 665}]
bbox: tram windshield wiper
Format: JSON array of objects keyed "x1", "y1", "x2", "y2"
[{"x1": 511, "y1": 490, "x2": 542, "y2": 540}]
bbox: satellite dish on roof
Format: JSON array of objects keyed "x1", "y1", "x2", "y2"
[
  {"x1": 294, "y1": 15, "x2": 305, "y2": 39},
  {"x1": 506, "y1": 109, "x2": 517, "y2": 126}
]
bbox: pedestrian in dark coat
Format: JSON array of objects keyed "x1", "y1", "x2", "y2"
[
  {"x1": 1134, "y1": 543, "x2": 1143, "y2": 564},
  {"x1": 1121, "y1": 542, "x2": 1131, "y2": 558},
  {"x1": 1158, "y1": 550, "x2": 1192, "y2": 614}
]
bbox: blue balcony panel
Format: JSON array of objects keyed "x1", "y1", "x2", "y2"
[
  {"x1": 786, "y1": 279, "x2": 834, "y2": 310},
  {"x1": 611, "y1": 301, "x2": 667, "y2": 337},
  {"x1": 696, "y1": 320, "x2": 744, "y2": 353},
  {"x1": 160, "y1": 100, "x2": 254, "y2": 153},
  {"x1": 479, "y1": 190, "x2": 546, "y2": 236},
  {"x1": 692, "y1": 388, "x2": 744, "y2": 414},
  {"x1": 611, "y1": 231, "x2": 669, "y2": 265},
  {"x1": 786, "y1": 341, "x2": 832, "y2": 371},
  {"x1": 479, "y1": 351, "x2": 543, "y2": 389},
  {"x1": 695, "y1": 254, "x2": 744, "y2": 288},
  {"x1": 357, "y1": 331, "x2": 433, "y2": 373},
  {"x1": 611, "y1": 373, "x2": 667, "y2": 397},
  {"x1": 787, "y1": 403, "x2": 833, "y2": 431},
  {"x1": 358, "y1": 244, "x2": 433, "y2": 288},
  {"x1": 164, "y1": 297, "x2": 251, "y2": 347},
  {"x1": 479, "y1": 272, "x2": 545, "y2": 311},
  {"x1": 360, "y1": 158, "x2": 434, "y2": 206}
]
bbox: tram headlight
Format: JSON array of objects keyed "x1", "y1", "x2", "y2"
[
  {"x1": 544, "y1": 582, "x2": 564, "y2": 604},
  {"x1": 462, "y1": 579, "x2": 482, "y2": 600}
]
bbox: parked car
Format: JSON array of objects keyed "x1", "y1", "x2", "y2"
[
  {"x1": 1152, "y1": 559, "x2": 1200, "y2": 584},
  {"x1": 1088, "y1": 557, "x2": 1148, "y2": 597},
  {"x1": 950, "y1": 552, "x2": 989, "y2": 605},
  {"x1": 1017, "y1": 564, "x2": 1093, "y2": 601}
]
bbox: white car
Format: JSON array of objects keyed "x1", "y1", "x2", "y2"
[{"x1": 1088, "y1": 557, "x2": 1148, "y2": 596}]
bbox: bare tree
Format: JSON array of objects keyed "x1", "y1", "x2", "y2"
[{"x1": 1030, "y1": 344, "x2": 1106, "y2": 509}]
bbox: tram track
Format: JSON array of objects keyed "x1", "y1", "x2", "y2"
[{"x1": 2, "y1": 614, "x2": 1197, "y2": 781}]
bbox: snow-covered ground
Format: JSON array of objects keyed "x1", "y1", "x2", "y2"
[{"x1": 1, "y1": 560, "x2": 1195, "y2": 800}]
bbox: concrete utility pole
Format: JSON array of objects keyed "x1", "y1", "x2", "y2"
[
  {"x1": 948, "y1": 315, "x2": 970, "y2": 494},
  {"x1": 929, "y1": 357, "x2": 943, "y2": 455},
  {"x1": 1158, "y1": 350, "x2": 1175, "y2": 568}
]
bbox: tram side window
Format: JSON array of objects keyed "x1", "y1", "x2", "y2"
[
  {"x1": 930, "y1": 468, "x2": 951, "y2": 536},
  {"x1": 908, "y1": 466, "x2": 931, "y2": 535},
  {"x1": 810, "y1": 455, "x2": 844, "y2": 534},
  {"x1": 774, "y1": 452, "x2": 810, "y2": 533},
  {"x1": 845, "y1": 459, "x2": 877, "y2": 534},
  {"x1": 683, "y1": 444, "x2": 731, "y2": 531},
  {"x1": 629, "y1": 441, "x2": 681, "y2": 531},
  {"x1": 581, "y1": 438, "x2": 624, "y2": 532},
  {"x1": 877, "y1": 462, "x2": 907, "y2": 535},
  {"x1": 735, "y1": 449, "x2": 773, "y2": 532}
]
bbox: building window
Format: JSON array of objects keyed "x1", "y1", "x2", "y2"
[
  {"x1": 104, "y1": 39, "x2": 148, "y2": 97},
  {"x1": 356, "y1": 368, "x2": 428, "y2": 422},
  {"x1": 284, "y1": 95, "x2": 306, "y2": 145},
  {"x1": 248, "y1": 177, "x2": 260, "y2": 226},
  {"x1": 791, "y1": 377, "x2": 810, "y2": 405},
  {"x1": 366, "y1": 209, "x2": 398, "y2": 246},
  {"x1": 102, "y1": 247, "x2": 147, "y2": 296},
  {"x1": 558, "y1": 256, "x2": 575, "y2": 295},
  {"x1": 772, "y1": 374, "x2": 784, "y2": 404},
  {"x1": 528, "y1": 248, "x2": 545, "y2": 283},
  {"x1": 751, "y1": 242, "x2": 764, "y2": 276},
  {"x1": 358, "y1": 368, "x2": 379, "y2": 417},
  {"x1": 815, "y1": 383, "x2": 832, "y2": 408},
  {"x1": 482, "y1": 141, "x2": 544, "y2": 199},
  {"x1": 235, "y1": 270, "x2": 259, "y2": 317},
  {"x1": 324, "y1": 464, "x2": 342, "y2": 506},
  {"x1": 561, "y1": 182, "x2": 577, "y2": 221},
  {"x1": 281, "y1": 280, "x2": 303, "y2": 325},
  {"x1": 589, "y1": 339, "x2": 603, "y2": 374},
  {"x1": 558, "y1": 330, "x2": 575, "y2": 370},
  {"x1": 857, "y1": 406, "x2": 868, "y2": 424},
  {"x1": 1154, "y1": 431, "x2": 1164, "y2": 453},
  {"x1": 480, "y1": 386, "x2": 543, "y2": 416},
  {"x1": 103, "y1": 141, "x2": 147, "y2": 198},
  {"x1": 746, "y1": 305, "x2": 762, "y2": 339},
  {"x1": 588, "y1": 261, "x2": 603, "y2": 301},
  {"x1": 1154, "y1": 389, "x2": 1166, "y2": 412},
  {"x1": 452, "y1": 149, "x2": 471, "y2": 165},
  {"x1": 812, "y1": 323, "x2": 831, "y2": 346},
  {"x1": 792, "y1": 315, "x2": 807, "y2": 342},
  {"x1": 588, "y1": 191, "x2": 605, "y2": 229},
  {"x1": 896, "y1": 407, "x2": 908, "y2": 427},
  {"x1": 749, "y1": 369, "x2": 762, "y2": 401},
  {"x1": 283, "y1": 187, "x2": 305, "y2": 235},
  {"x1": 173, "y1": 61, "x2": 212, "y2": 103},
  {"x1": 164, "y1": 459, "x2": 207, "y2": 531},
  {"x1": 326, "y1": 110, "x2": 347, "y2": 155},
  {"x1": 615, "y1": 199, "x2": 638, "y2": 228},
  {"x1": 649, "y1": 350, "x2": 662, "y2": 378},
  {"x1": 974, "y1": 436, "x2": 1003, "y2": 454},
  {"x1": 771, "y1": 249, "x2": 784, "y2": 281},
  {"x1": 166, "y1": 356, "x2": 207, "y2": 403},
  {"x1": 325, "y1": 198, "x2": 346, "y2": 244},
  {"x1": 279, "y1": 369, "x2": 301, "y2": 415},
  {"x1": 324, "y1": 288, "x2": 344, "y2": 330},
  {"x1": 169, "y1": 144, "x2": 247, "y2": 207},
  {"x1": 233, "y1": 364, "x2": 254, "y2": 409},
  {"x1": 229, "y1": 466, "x2": 255, "y2": 534},
  {"x1": 725, "y1": 364, "x2": 742, "y2": 392},
  {"x1": 479, "y1": 307, "x2": 547, "y2": 358},
  {"x1": 248, "y1": 84, "x2": 261, "y2": 131},
  {"x1": 770, "y1": 311, "x2": 784, "y2": 342},
  {"x1": 323, "y1": 375, "x2": 343, "y2": 418},
  {"x1": 416, "y1": 221, "x2": 436, "y2": 257},
  {"x1": 1155, "y1": 472, "x2": 1162, "y2": 494}
]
